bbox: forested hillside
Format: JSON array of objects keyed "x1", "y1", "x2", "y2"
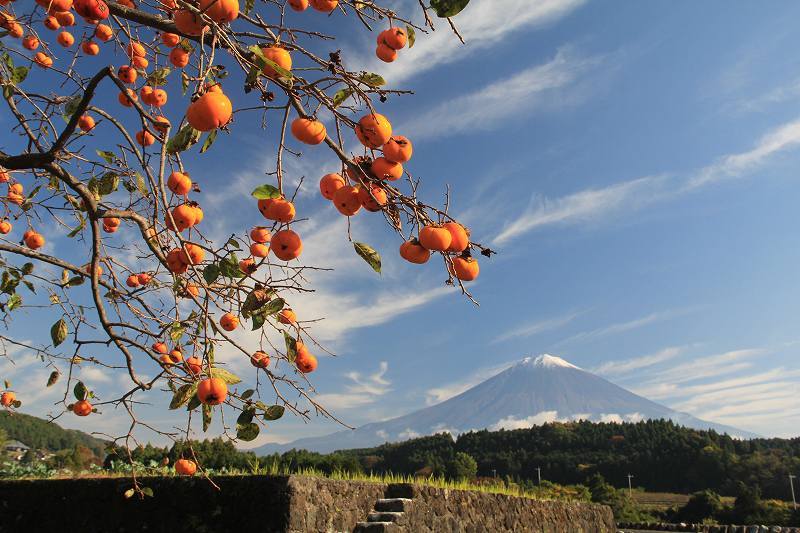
[
  {"x1": 0, "y1": 412, "x2": 107, "y2": 456},
  {"x1": 326, "y1": 420, "x2": 798, "y2": 499}
]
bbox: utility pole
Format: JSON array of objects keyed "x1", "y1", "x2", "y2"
[
  {"x1": 627, "y1": 474, "x2": 634, "y2": 498},
  {"x1": 492, "y1": 469, "x2": 497, "y2": 479},
  {"x1": 536, "y1": 467, "x2": 542, "y2": 485},
  {"x1": 790, "y1": 474, "x2": 797, "y2": 510}
]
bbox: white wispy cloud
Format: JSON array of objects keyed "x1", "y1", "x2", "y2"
[
  {"x1": 315, "y1": 361, "x2": 391, "y2": 410},
  {"x1": 494, "y1": 116, "x2": 800, "y2": 246},
  {"x1": 594, "y1": 345, "x2": 690, "y2": 376},
  {"x1": 356, "y1": 0, "x2": 587, "y2": 85},
  {"x1": 402, "y1": 47, "x2": 603, "y2": 140},
  {"x1": 560, "y1": 308, "x2": 696, "y2": 347},
  {"x1": 491, "y1": 311, "x2": 582, "y2": 344}
]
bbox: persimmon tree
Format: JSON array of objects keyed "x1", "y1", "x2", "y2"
[{"x1": 0, "y1": 0, "x2": 489, "y2": 490}]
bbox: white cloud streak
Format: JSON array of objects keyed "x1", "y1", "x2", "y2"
[
  {"x1": 594, "y1": 345, "x2": 689, "y2": 376},
  {"x1": 315, "y1": 361, "x2": 392, "y2": 410},
  {"x1": 491, "y1": 311, "x2": 582, "y2": 344}
]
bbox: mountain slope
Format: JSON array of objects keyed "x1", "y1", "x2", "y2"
[
  {"x1": 255, "y1": 354, "x2": 756, "y2": 454},
  {"x1": 0, "y1": 411, "x2": 108, "y2": 455}
]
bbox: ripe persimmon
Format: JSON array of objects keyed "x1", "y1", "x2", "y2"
[
  {"x1": 383, "y1": 135, "x2": 412, "y2": 163},
  {"x1": 136, "y1": 129, "x2": 155, "y2": 147},
  {"x1": 33, "y1": 52, "x2": 53, "y2": 68},
  {"x1": 22, "y1": 35, "x2": 39, "y2": 50},
  {"x1": 57, "y1": 30, "x2": 74, "y2": 47},
  {"x1": 94, "y1": 23, "x2": 112, "y2": 41},
  {"x1": 167, "y1": 171, "x2": 192, "y2": 195},
  {"x1": 81, "y1": 40, "x2": 100, "y2": 55},
  {"x1": 419, "y1": 224, "x2": 452, "y2": 252},
  {"x1": 168, "y1": 348, "x2": 183, "y2": 363},
  {"x1": 78, "y1": 114, "x2": 95, "y2": 132},
  {"x1": 380, "y1": 27, "x2": 407, "y2": 50},
  {"x1": 126, "y1": 40, "x2": 146, "y2": 58},
  {"x1": 151, "y1": 88, "x2": 168, "y2": 107},
  {"x1": 278, "y1": 308, "x2": 296, "y2": 325},
  {"x1": 332, "y1": 185, "x2": 361, "y2": 216},
  {"x1": 355, "y1": 113, "x2": 392, "y2": 149},
  {"x1": 295, "y1": 342, "x2": 317, "y2": 373},
  {"x1": 310, "y1": 0, "x2": 337, "y2": 13},
  {"x1": 174, "y1": 458, "x2": 196, "y2": 475},
  {"x1": 125, "y1": 274, "x2": 140, "y2": 287},
  {"x1": 450, "y1": 256, "x2": 479, "y2": 281},
  {"x1": 250, "y1": 226, "x2": 271, "y2": 244},
  {"x1": 180, "y1": 242, "x2": 205, "y2": 265},
  {"x1": 0, "y1": 391, "x2": 15, "y2": 407},
  {"x1": 173, "y1": 9, "x2": 207, "y2": 36},
  {"x1": 166, "y1": 248, "x2": 189, "y2": 273},
  {"x1": 199, "y1": 0, "x2": 239, "y2": 23},
  {"x1": 140, "y1": 85, "x2": 156, "y2": 105},
  {"x1": 250, "y1": 243, "x2": 269, "y2": 257},
  {"x1": 259, "y1": 46, "x2": 291, "y2": 79},
  {"x1": 371, "y1": 157, "x2": 403, "y2": 181},
  {"x1": 137, "y1": 272, "x2": 151, "y2": 285},
  {"x1": 184, "y1": 283, "x2": 200, "y2": 297},
  {"x1": 54, "y1": 11, "x2": 75, "y2": 26},
  {"x1": 36, "y1": 0, "x2": 73, "y2": 12},
  {"x1": 73, "y1": 399, "x2": 92, "y2": 416},
  {"x1": 271, "y1": 229, "x2": 303, "y2": 261},
  {"x1": 185, "y1": 356, "x2": 202, "y2": 375},
  {"x1": 319, "y1": 173, "x2": 345, "y2": 200},
  {"x1": 170, "y1": 203, "x2": 196, "y2": 230},
  {"x1": 256, "y1": 198, "x2": 274, "y2": 219},
  {"x1": 132, "y1": 55, "x2": 149, "y2": 69},
  {"x1": 118, "y1": 65, "x2": 137, "y2": 84},
  {"x1": 161, "y1": 32, "x2": 180, "y2": 46},
  {"x1": 73, "y1": 0, "x2": 109, "y2": 20},
  {"x1": 265, "y1": 198, "x2": 295, "y2": 222},
  {"x1": 239, "y1": 257, "x2": 257, "y2": 274},
  {"x1": 376, "y1": 44, "x2": 396, "y2": 63},
  {"x1": 169, "y1": 46, "x2": 189, "y2": 68},
  {"x1": 23, "y1": 230, "x2": 45, "y2": 250},
  {"x1": 118, "y1": 88, "x2": 138, "y2": 107},
  {"x1": 197, "y1": 377, "x2": 227, "y2": 405},
  {"x1": 186, "y1": 91, "x2": 232, "y2": 132},
  {"x1": 152, "y1": 342, "x2": 168, "y2": 354},
  {"x1": 288, "y1": 0, "x2": 308, "y2": 10},
  {"x1": 399, "y1": 239, "x2": 430, "y2": 264},
  {"x1": 291, "y1": 117, "x2": 326, "y2": 145},
  {"x1": 7, "y1": 23, "x2": 23, "y2": 39},
  {"x1": 443, "y1": 222, "x2": 469, "y2": 253},
  {"x1": 219, "y1": 312, "x2": 238, "y2": 331},
  {"x1": 44, "y1": 16, "x2": 61, "y2": 30},
  {"x1": 0, "y1": 220, "x2": 12, "y2": 234},
  {"x1": 357, "y1": 184, "x2": 388, "y2": 212},
  {"x1": 250, "y1": 351, "x2": 270, "y2": 368}
]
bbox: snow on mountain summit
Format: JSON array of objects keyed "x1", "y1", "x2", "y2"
[{"x1": 519, "y1": 354, "x2": 581, "y2": 370}]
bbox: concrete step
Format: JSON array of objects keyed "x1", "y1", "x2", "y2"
[
  {"x1": 368, "y1": 511, "x2": 404, "y2": 523},
  {"x1": 353, "y1": 521, "x2": 399, "y2": 533},
  {"x1": 385, "y1": 483, "x2": 415, "y2": 499},
  {"x1": 374, "y1": 498, "x2": 412, "y2": 512}
]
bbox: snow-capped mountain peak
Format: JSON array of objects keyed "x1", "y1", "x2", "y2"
[{"x1": 519, "y1": 354, "x2": 580, "y2": 370}]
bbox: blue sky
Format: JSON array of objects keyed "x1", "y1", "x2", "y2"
[{"x1": 3, "y1": 0, "x2": 800, "y2": 446}]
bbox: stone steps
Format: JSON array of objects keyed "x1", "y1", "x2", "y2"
[
  {"x1": 354, "y1": 484, "x2": 416, "y2": 532},
  {"x1": 353, "y1": 521, "x2": 399, "y2": 533}
]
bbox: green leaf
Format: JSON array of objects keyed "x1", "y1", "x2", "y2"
[
  {"x1": 203, "y1": 264, "x2": 220, "y2": 284},
  {"x1": 135, "y1": 172, "x2": 148, "y2": 196},
  {"x1": 63, "y1": 95, "x2": 82, "y2": 120},
  {"x1": 406, "y1": 25, "x2": 416, "y2": 48},
  {"x1": 181, "y1": 71, "x2": 190, "y2": 96},
  {"x1": 236, "y1": 422, "x2": 259, "y2": 441},
  {"x1": 46, "y1": 370, "x2": 60, "y2": 387},
  {"x1": 262, "y1": 298, "x2": 285, "y2": 316},
  {"x1": 97, "y1": 172, "x2": 119, "y2": 196},
  {"x1": 169, "y1": 383, "x2": 198, "y2": 409},
  {"x1": 96, "y1": 150, "x2": 116, "y2": 164},
  {"x1": 354, "y1": 242, "x2": 381, "y2": 274},
  {"x1": 358, "y1": 72, "x2": 386, "y2": 87},
  {"x1": 210, "y1": 367, "x2": 241, "y2": 384},
  {"x1": 251, "y1": 312, "x2": 265, "y2": 331},
  {"x1": 21, "y1": 263, "x2": 34, "y2": 275},
  {"x1": 146, "y1": 67, "x2": 171, "y2": 87},
  {"x1": 186, "y1": 394, "x2": 202, "y2": 411},
  {"x1": 202, "y1": 403, "x2": 212, "y2": 432},
  {"x1": 332, "y1": 88, "x2": 353, "y2": 108},
  {"x1": 169, "y1": 322, "x2": 185, "y2": 342},
  {"x1": 263, "y1": 404, "x2": 285, "y2": 421},
  {"x1": 166, "y1": 124, "x2": 202, "y2": 154},
  {"x1": 66, "y1": 213, "x2": 86, "y2": 238},
  {"x1": 7, "y1": 294, "x2": 21, "y2": 311},
  {"x1": 244, "y1": 0, "x2": 255, "y2": 15},
  {"x1": 219, "y1": 254, "x2": 244, "y2": 278},
  {"x1": 283, "y1": 331, "x2": 297, "y2": 363},
  {"x1": 141, "y1": 487, "x2": 154, "y2": 498},
  {"x1": 251, "y1": 184, "x2": 281, "y2": 200},
  {"x1": 50, "y1": 318, "x2": 68, "y2": 347},
  {"x1": 73, "y1": 381, "x2": 88, "y2": 401},
  {"x1": 199, "y1": 129, "x2": 218, "y2": 154},
  {"x1": 241, "y1": 389, "x2": 254, "y2": 400},
  {"x1": 3, "y1": 379, "x2": 10, "y2": 389},
  {"x1": 11, "y1": 66, "x2": 29, "y2": 84},
  {"x1": 429, "y1": 0, "x2": 471, "y2": 17},
  {"x1": 236, "y1": 406, "x2": 255, "y2": 425},
  {"x1": 64, "y1": 276, "x2": 85, "y2": 287}
]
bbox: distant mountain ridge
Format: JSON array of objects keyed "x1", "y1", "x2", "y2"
[
  {"x1": 255, "y1": 354, "x2": 756, "y2": 455},
  {"x1": 0, "y1": 411, "x2": 107, "y2": 455}
]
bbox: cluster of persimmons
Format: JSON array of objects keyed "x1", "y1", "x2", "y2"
[{"x1": 0, "y1": 0, "x2": 481, "y2": 478}]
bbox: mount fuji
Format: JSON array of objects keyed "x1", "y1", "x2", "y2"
[{"x1": 254, "y1": 354, "x2": 755, "y2": 454}]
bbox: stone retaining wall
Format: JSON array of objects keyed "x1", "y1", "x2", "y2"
[{"x1": 0, "y1": 475, "x2": 614, "y2": 532}]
